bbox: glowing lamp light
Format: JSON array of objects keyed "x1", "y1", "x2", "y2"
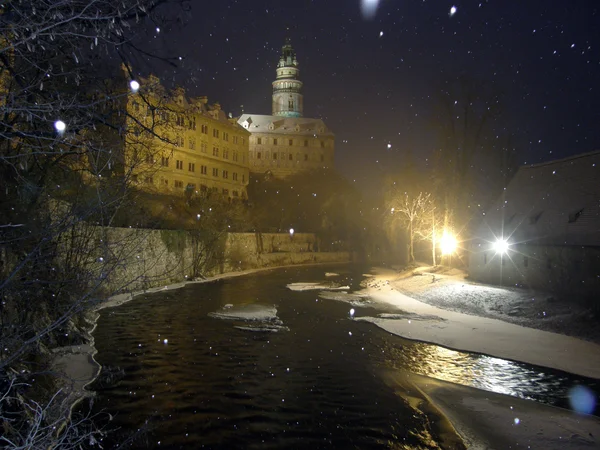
[
  {"x1": 54, "y1": 120, "x2": 66, "y2": 133},
  {"x1": 130, "y1": 80, "x2": 140, "y2": 92},
  {"x1": 493, "y1": 239, "x2": 510, "y2": 254},
  {"x1": 289, "y1": 228, "x2": 294, "y2": 236},
  {"x1": 439, "y1": 231, "x2": 458, "y2": 255}
]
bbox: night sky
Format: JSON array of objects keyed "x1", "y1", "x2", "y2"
[{"x1": 137, "y1": 0, "x2": 600, "y2": 190}]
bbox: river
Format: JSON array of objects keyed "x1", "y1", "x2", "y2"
[{"x1": 89, "y1": 264, "x2": 599, "y2": 449}]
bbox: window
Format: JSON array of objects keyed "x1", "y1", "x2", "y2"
[
  {"x1": 288, "y1": 99, "x2": 294, "y2": 109},
  {"x1": 304, "y1": 154, "x2": 308, "y2": 161},
  {"x1": 213, "y1": 147, "x2": 219, "y2": 157},
  {"x1": 176, "y1": 160, "x2": 183, "y2": 170},
  {"x1": 288, "y1": 139, "x2": 293, "y2": 146},
  {"x1": 529, "y1": 211, "x2": 543, "y2": 224},
  {"x1": 161, "y1": 156, "x2": 169, "y2": 167},
  {"x1": 223, "y1": 149, "x2": 229, "y2": 159},
  {"x1": 289, "y1": 153, "x2": 293, "y2": 161},
  {"x1": 223, "y1": 170, "x2": 229, "y2": 179},
  {"x1": 213, "y1": 129, "x2": 219, "y2": 138},
  {"x1": 200, "y1": 184, "x2": 208, "y2": 193},
  {"x1": 233, "y1": 136, "x2": 239, "y2": 144},
  {"x1": 273, "y1": 152, "x2": 277, "y2": 160},
  {"x1": 188, "y1": 162, "x2": 195, "y2": 172},
  {"x1": 174, "y1": 136, "x2": 183, "y2": 147},
  {"x1": 233, "y1": 190, "x2": 239, "y2": 197},
  {"x1": 201, "y1": 165, "x2": 207, "y2": 175},
  {"x1": 144, "y1": 176, "x2": 153, "y2": 184},
  {"x1": 233, "y1": 172, "x2": 238, "y2": 181},
  {"x1": 189, "y1": 139, "x2": 196, "y2": 150},
  {"x1": 201, "y1": 142, "x2": 207, "y2": 153},
  {"x1": 201, "y1": 124, "x2": 208, "y2": 134},
  {"x1": 257, "y1": 152, "x2": 262, "y2": 159},
  {"x1": 174, "y1": 180, "x2": 184, "y2": 189},
  {"x1": 257, "y1": 137, "x2": 262, "y2": 145},
  {"x1": 212, "y1": 168, "x2": 219, "y2": 177},
  {"x1": 189, "y1": 117, "x2": 196, "y2": 130},
  {"x1": 321, "y1": 141, "x2": 325, "y2": 148},
  {"x1": 222, "y1": 188, "x2": 229, "y2": 196},
  {"x1": 242, "y1": 174, "x2": 245, "y2": 183},
  {"x1": 223, "y1": 132, "x2": 229, "y2": 142},
  {"x1": 233, "y1": 152, "x2": 238, "y2": 162},
  {"x1": 320, "y1": 154, "x2": 324, "y2": 162},
  {"x1": 568, "y1": 208, "x2": 584, "y2": 223},
  {"x1": 273, "y1": 138, "x2": 278, "y2": 145},
  {"x1": 176, "y1": 115, "x2": 184, "y2": 126},
  {"x1": 304, "y1": 140, "x2": 308, "y2": 147}
]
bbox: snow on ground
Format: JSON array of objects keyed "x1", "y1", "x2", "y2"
[
  {"x1": 361, "y1": 267, "x2": 600, "y2": 449},
  {"x1": 389, "y1": 266, "x2": 600, "y2": 344},
  {"x1": 359, "y1": 267, "x2": 600, "y2": 380}
]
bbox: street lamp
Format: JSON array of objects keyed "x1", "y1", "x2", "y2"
[
  {"x1": 493, "y1": 238, "x2": 509, "y2": 254},
  {"x1": 439, "y1": 230, "x2": 457, "y2": 255}
]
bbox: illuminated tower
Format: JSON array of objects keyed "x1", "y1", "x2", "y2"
[{"x1": 272, "y1": 39, "x2": 303, "y2": 118}]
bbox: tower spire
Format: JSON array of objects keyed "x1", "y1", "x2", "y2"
[{"x1": 272, "y1": 38, "x2": 303, "y2": 117}]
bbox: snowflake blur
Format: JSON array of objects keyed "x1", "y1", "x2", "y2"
[
  {"x1": 449, "y1": 5, "x2": 457, "y2": 17},
  {"x1": 361, "y1": 0, "x2": 379, "y2": 20}
]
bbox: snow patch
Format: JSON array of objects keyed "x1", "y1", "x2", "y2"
[
  {"x1": 318, "y1": 291, "x2": 372, "y2": 306},
  {"x1": 287, "y1": 282, "x2": 350, "y2": 291},
  {"x1": 208, "y1": 304, "x2": 288, "y2": 332}
]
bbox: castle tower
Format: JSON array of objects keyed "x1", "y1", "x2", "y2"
[{"x1": 272, "y1": 38, "x2": 303, "y2": 118}]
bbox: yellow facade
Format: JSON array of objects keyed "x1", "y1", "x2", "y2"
[{"x1": 126, "y1": 76, "x2": 250, "y2": 200}]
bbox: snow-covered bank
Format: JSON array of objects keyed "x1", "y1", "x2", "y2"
[
  {"x1": 382, "y1": 370, "x2": 600, "y2": 449},
  {"x1": 359, "y1": 267, "x2": 600, "y2": 380}
]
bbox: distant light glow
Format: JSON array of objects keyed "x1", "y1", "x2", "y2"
[
  {"x1": 568, "y1": 385, "x2": 596, "y2": 414},
  {"x1": 493, "y1": 239, "x2": 509, "y2": 254},
  {"x1": 440, "y1": 231, "x2": 458, "y2": 255},
  {"x1": 156, "y1": 27, "x2": 160, "y2": 33},
  {"x1": 450, "y1": 5, "x2": 457, "y2": 16},
  {"x1": 360, "y1": 0, "x2": 379, "y2": 20},
  {"x1": 130, "y1": 80, "x2": 140, "y2": 92},
  {"x1": 54, "y1": 120, "x2": 66, "y2": 132},
  {"x1": 379, "y1": 31, "x2": 384, "y2": 37},
  {"x1": 289, "y1": 228, "x2": 294, "y2": 236},
  {"x1": 387, "y1": 143, "x2": 392, "y2": 149},
  {"x1": 349, "y1": 308, "x2": 355, "y2": 318}
]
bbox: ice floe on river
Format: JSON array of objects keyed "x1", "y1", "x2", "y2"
[
  {"x1": 286, "y1": 282, "x2": 350, "y2": 291},
  {"x1": 317, "y1": 291, "x2": 372, "y2": 306},
  {"x1": 208, "y1": 304, "x2": 288, "y2": 332}
]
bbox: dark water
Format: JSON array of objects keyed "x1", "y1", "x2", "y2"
[{"x1": 90, "y1": 265, "x2": 598, "y2": 449}]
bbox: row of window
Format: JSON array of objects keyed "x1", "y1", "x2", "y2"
[
  {"x1": 255, "y1": 137, "x2": 327, "y2": 148},
  {"x1": 161, "y1": 157, "x2": 245, "y2": 182},
  {"x1": 253, "y1": 151, "x2": 326, "y2": 162},
  {"x1": 173, "y1": 138, "x2": 245, "y2": 163},
  {"x1": 130, "y1": 102, "x2": 245, "y2": 144}
]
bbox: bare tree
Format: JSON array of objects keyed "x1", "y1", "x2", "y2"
[
  {"x1": 386, "y1": 190, "x2": 437, "y2": 263},
  {"x1": 432, "y1": 75, "x2": 502, "y2": 230},
  {"x1": 0, "y1": 1, "x2": 188, "y2": 447}
]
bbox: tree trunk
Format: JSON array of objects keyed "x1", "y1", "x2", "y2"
[
  {"x1": 431, "y1": 209, "x2": 436, "y2": 266},
  {"x1": 409, "y1": 219, "x2": 415, "y2": 262}
]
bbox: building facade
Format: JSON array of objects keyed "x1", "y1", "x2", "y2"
[
  {"x1": 127, "y1": 75, "x2": 250, "y2": 200},
  {"x1": 468, "y1": 151, "x2": 600, "y2": 297},
  {"x1": 238, "y1": 39, "x2": 335, "y2": 178}
]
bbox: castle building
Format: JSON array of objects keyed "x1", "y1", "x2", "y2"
[
  {"x1": 238, "y1": 39, "x2": 335, "y2": 178},
  {"x1": 126, "y1": 75, "x2": 250, "y2": 199}
]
